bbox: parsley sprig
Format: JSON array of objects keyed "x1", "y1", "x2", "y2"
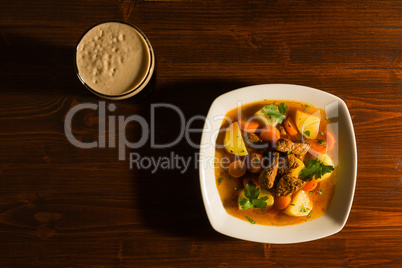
[
  {"x1": 239, "y1": 181, "x2": 269, "y2": 211},
  {"x1": 317, "y1": 139, "x2": 325, "y2": 145},
  {"x1": 262, "y1": 102, "x2": 288, "y2": 124},
  {"x1": 299, "y1": 158, "x2": 334, "y2": 182},
  {"x1": 246, "y1": 216, "x2": 256, "y2": 224}
]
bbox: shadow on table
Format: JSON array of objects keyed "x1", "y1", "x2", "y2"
[
  {"x1": 0, "y1": 33, "x2": 250, "y2": 240},
  {"x1": 131, "y1": 79, "x2": 250, "y2": 241},
  {"x1": 0, "y1": 33, "x2": 93, "y2": 98}
]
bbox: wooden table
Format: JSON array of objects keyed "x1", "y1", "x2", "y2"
[{"x1": 1, "y1": 0, "x2": 401, "y2": 267}]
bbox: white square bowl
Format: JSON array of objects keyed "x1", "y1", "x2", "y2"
[{"x1": 199, "y1": 84, "x2": 357, "y2": 244}]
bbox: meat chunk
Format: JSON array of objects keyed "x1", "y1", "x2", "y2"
[
  {"x1": 276, "y1": 138, "x2": 310, "y2": 156},
  {"x1": 286, "y1": 154, "x2": 301, "y2": 170},
  {"x1": 277, "y1": 124, "x2": 287, "y2": 136},
  {"x1": 294, "y1": 153, "x2": 305, "y2": 161},
  {"x1": 276, "y1": 139, "x2": 293, "y2": 152},
  {"x1": 278, "y1": 154, "x2": 301, "y2": 176},
  {"x1": 245, "y1": 132, "x2": 261, "y2": 144},
  {"x1": 258, "y1": 152, "x2": 279, "y2": 189},
  {"x1": 243, "y1": 132, "x2": 265, "y2": 155},
  {"x1": 276, "y1": 174, "x2": 305, "y2": 196}
]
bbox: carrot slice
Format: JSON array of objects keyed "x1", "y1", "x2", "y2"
[
  {"x1": 326, "y1": 131, "x2": 335, "y2": 151},
  {"x1": 274, "y1": 195, "x2": 292, "y2": 210},
  {"x1": 239, "y1": 120, "x2": 259, "y2": 133},
  {"x1": 307, "y1": 139, "x2": 327, "y2": 155},
  {"x1": 302, "y1": 178, "x2": 318, "y2": 191},
  {"x1": 283, "y1": 118, "x2": 298, "y2": 136},
  {"x1": 260, "y1": 126, "x2": 280, "y2": 143},
  {"x1": 247, "y1": 153, "x2": 263, "y2": 174},
  {"x1": 228, "y1": 160, "x2": 247, "y2": 178}
]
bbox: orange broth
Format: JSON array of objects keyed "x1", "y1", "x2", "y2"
[{"x1": 214, "y1": 100, "x2": 337, "y2": 226}]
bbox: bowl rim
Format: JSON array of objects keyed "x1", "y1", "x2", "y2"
[{"x1": 199, "y1": 84, "x2": 357, "y2": 244}]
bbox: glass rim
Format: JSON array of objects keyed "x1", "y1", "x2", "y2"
[{"x1": 74, "y1": 20, "x2": 155, "y2": 99}]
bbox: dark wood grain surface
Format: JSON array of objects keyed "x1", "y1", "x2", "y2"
[{"x1": 1, "y1": 0, "x2": 401, "y2": 267}]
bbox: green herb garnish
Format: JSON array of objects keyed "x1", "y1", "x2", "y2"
[
  {"x1": 300, "y1": 206, "x2": 307, "y2": 213},
  {"x1": 320, "y1": 131, "x2": 325, "y2": 136},
  {"x1": 317, "y1": 139, "x2": 325, "y2": 145},
  {"x1": 262, "y1": 102, "x2": 288, "y2": 124},
  {"x1": 246, "y1": 216, "x2": 256, "y2": 224},
  {"x1": 318, "y1": 189, "x2": 324, "y2": 195},
  {"x1": 304, "y1": 130, "x2": 311, "y2": 137},
  {"x1": 307, "y1": 213, "x2": 311, "y2": 219},
  {"x1": 287, "y1": 150, "x2": 292, "y2": 155},
  {"x1": 217, "y1": 177, "x2": 223, "y2": 185},
  {"x1": 290, "y1": 203, "x2": 295, "y2": 206},
  {"x1": 305, "y1": 105, "x2": 310, "y2": 108},
  {"x1": 239, "y1": 181, "x2": 269, "y2": 212},
  {"x1": 299, "y1": 159, "x2": 334, "y2": 182}
]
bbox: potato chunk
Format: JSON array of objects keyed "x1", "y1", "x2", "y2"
[
  {"x1": 254, "y1": 108, "x2": 280, "y2": 127},
  {"x1": 260, "y1": 188, "x2": 275, "y2": 207},
  {"x1": 223, "y1": 122, "x2": 248, "y2": 156},
  {"x1": 295, "y1": 110, "x2": 320, "y2": 139},
  {"x1": 283, "y1": 190, "x2": 312, "y2": 217},
  {"x1": 315, "y1": 153, "x2": 334, "y2": 181},
  {"x1": 238, "y1": 188, "x2": 274, "y2": 210}
]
